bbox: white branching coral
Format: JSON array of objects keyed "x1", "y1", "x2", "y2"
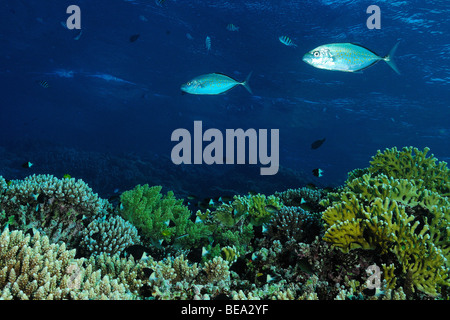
[
  {"x1": 0, "y1": 174, "x2": 112, "y2": 246},
  {"x1": 0, "y1": 228, "x2": 133, "y2": 300},
  {"x1": 79, "y1": 215, "x2": 140, "y2": 256}
]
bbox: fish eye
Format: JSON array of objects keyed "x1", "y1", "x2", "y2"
[{"x1": 313, "y1": 51, "x2": 320, "y2": 57}]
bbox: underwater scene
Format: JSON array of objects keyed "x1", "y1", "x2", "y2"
[{"x1": 1, "y1": 0, "x2": 449, "y2": 305}]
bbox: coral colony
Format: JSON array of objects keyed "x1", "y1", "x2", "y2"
[{"x1": 0, "y1": 146, "x2": 449, "y2": 299}]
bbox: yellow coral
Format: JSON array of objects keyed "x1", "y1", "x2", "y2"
[
  {"x1": 369, "y1": 146, "x2": 450, "y2": 196},
  {"x1": 322, "y1": 194, "x2": 449, "y2": 296}
]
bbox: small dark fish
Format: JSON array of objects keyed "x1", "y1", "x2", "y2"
[
  {"x1": 22, "y1": 161, "x2": 33, "y2": 168},
  {"x1": 299, "y1": 203, "x2": 314, "y2": 212},
  {"x1": 297, "y1": 258, "x2": 314, "y2": 274},
  {"x1": 37, "y1": 192, "x2": 47, "y2": 204},
  {"x1": 312, "y1": 168, "x2": 323, "y2": 177},
  {"x1": 257, "y1": 271, "x2": 280, "y2": 284},
  {"x1": 142, "y1": 267, "x2": 155, "y2": 278},
  {"x1": 91, "y1": 232, "x2": 101, "y2": 241},
  {"x1": 220, "y1": 195, "x2": 233, "y2": 203},
  {"x1": 164, "y1": 219, "x2": 176, "y2": 228},
  {"x1": 124, "y1": 244, "x2": 150, "y2": 260},
  {"x1": 311, "y1": 138, "x2": 326, "y2": 150},
  {"x1": 253, "y1": 225, "x2": 263, "y2": 238},
  {"x1": 187, "y1": 246, "x2": 204, "y2": 263},
  {"x1": 197, "y1": 201, "x2": 209, "y2": 211},
  {"x1": 323, "y1": 186, "x2": 335, "y2": 193},
  {"x1": 37, "y1": 80, "x2": 49, "y2": 88},
  {"x1": 108, "y1": 194, "x2": 120, "y2": 202},
  {"x1": 129, "y1": 34, "x2": 140, "y2": 42},
  {"x1": 213, "y1": 293, "x2": 232, "y2": 300},
  {"x1": 5, "y1": 179, "x2": 12, "y2": 186}
]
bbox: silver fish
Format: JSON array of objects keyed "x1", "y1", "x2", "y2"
[
  {"x1": 279, "y1": 36, "x2": 297, "y2": 47},
  {"x1": 181, "y1": 72, "x2": 253, "y2": 95},
  {"x1": 302, "y1": 42, "x2": 400, "y2": 74}
]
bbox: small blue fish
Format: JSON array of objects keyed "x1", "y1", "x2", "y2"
[
  {"x1": 279, "y1": 36, "x2": 297, "y2": 47},
  {"x1": 181, "y1": 72, "x2": 253, "y2": 95},
  {"x1": 205, "y1": 36, "x2": 211, "y2": 52},
  {"x1": 226, "y1": 24, "x2": 240, "y2": 32},
  {"x1": 302, "y1": 42, "x2": 400, "y2": 74}
]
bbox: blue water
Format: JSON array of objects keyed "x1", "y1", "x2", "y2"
[{"x1": 1, "y1": 0, "x2": 449, "y2": 199}]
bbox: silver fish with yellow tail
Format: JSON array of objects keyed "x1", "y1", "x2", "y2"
[
  {"x1": 181, "y1": 72, "x2": 253, "y2": 95},
  {"x1": 302, "y1": 42, "x2": 400, "y2": 74}
]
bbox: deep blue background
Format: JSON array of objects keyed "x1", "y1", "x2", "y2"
[{"x1": 1, "y1": 0, "x2": 449, "y2": 199}]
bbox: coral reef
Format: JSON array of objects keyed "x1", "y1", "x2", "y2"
[
  {"x1": 0, "y1": 146, "x2": 448, "y2": 300},
  {"x1": 368, "y1": 146, "x2": 450, "y2": 196},
  {"x1": 321, "y1": 147, "x2": 450, "y2": 297},
  {"x1": 118, "y1": 184, "x2": 211, "y2": 248},
  {"x1": 0, "y1": 228, "x2": 133, "y2": 299},
  {"x1": 79, "y1": 215, "x2": 140, "y2": 257},
  {"x1": 0, "y1": 174, "x2": 111, "y2": 246}
]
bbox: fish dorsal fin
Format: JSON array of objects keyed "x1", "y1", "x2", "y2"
[
  {"x1": 349, "y1": 43, "x2": 380, "y2": 57},
  {"x1": 212, "y1": 72, "x2": 236, "y2": 81}
]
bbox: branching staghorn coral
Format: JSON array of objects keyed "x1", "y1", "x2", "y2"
[
  {"x1": 0, "y1": 174, "x2": 111, "y2": 246},
  {"x1": 0, "y1": 228, "x2": 133, "y2": 299},
  {"x1": 147, "y1": 254, "x2": 232, "y2": 299},
  {"x1": 275, "y1": 187, "x2": 326, "y2": 210},
  {"x1": 267, "y1": 206, "x2": 323, "y2": 243}
]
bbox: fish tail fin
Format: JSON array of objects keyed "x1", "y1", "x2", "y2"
[
  {"x1": 383, "y1": 41, "x2": 400, "y2": 75},
  {"x1": 241, "y1": 71, "x2": 253, "y2": 95}
]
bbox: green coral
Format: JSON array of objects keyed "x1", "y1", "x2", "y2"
[
  {"x1": 368, "y1": 146, "x2": 450, "y2": 196},
  {"x1": 201, "y1": 193, "x2": 282, "y2": 258},
  {"x1": 230, "y1": 193, "x2": 282, "y2": 226},
  {"x1": 119, "y1": 184, "x2": 211, "y2": 247},
  {"x1": 321, "y1": 147, "x2": 450, "y2": 297}
]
